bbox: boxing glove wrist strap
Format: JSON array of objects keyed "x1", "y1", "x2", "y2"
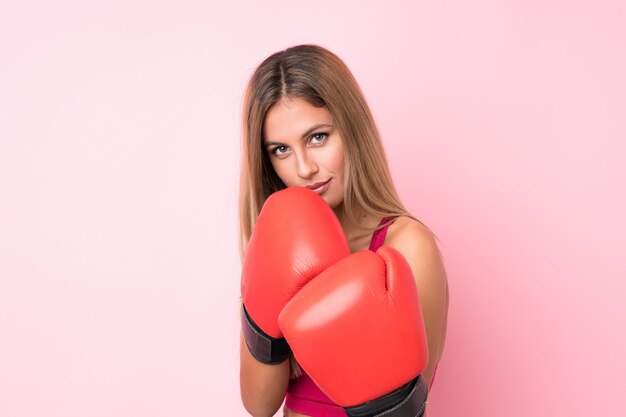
[
  {"x1": 241, "y1": 305, "x2": 291, "y2": 365},
  {"x1": 344, "y1": 375, "x2": 428, "y2": 417}
]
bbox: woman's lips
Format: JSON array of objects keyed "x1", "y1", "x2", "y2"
[{"x1": 307, "y1": 179, "x2": 332, "y2": 195}]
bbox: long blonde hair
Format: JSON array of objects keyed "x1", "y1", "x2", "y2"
[{"x1": 239, "y1": 44, "x2": 417, "y2": 260}]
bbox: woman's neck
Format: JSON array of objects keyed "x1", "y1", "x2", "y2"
[{"x1": 333, "y1": 203, "x2": 381, "y2": 252}]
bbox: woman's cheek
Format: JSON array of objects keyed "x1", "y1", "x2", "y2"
[{"x1": 277, "y1": 162, "x2": 296, "y2": 187}]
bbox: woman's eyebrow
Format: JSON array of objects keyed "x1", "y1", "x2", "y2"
[
  {"x1": 263, "y1": 140, "x2": 283, "y2": 148},
  {"x1": 264, "y1": 123, "x2": 334, "y2": 148},
  {"x1": 300, "y1": 123, "x2": 333, "y2": 139}
]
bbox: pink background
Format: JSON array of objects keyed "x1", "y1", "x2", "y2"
[{"x1": 1, "y1": 1, "x2": 624, "y2": 416}]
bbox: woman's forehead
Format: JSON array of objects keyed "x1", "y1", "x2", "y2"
[{"x1": 263, "y1": 98, "x2": 334, "y2": 142}]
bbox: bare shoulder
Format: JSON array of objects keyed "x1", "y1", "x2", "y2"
[
  {"x1": 385, "y1": 216, "x2": 449, "y2": 363},
  {"x1": 385, "y1": 217, "x2": 443, "y2": 268},
  {"x1": 385, "y1": 216, "x2": 447, "y2": 294}
]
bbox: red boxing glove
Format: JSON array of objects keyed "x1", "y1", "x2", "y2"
[
  {"x1": 241, "y1": 187, "x2": 350, "y2": 364},
  {"x1": 279, "y1": 246, "x2": 429, "y2": 416}
]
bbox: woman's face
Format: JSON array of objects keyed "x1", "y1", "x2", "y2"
[{"x1": 263, "y1": 97, "x2": 345, "y2": 209}]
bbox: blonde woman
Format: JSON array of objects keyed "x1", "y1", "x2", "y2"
[{"x1": 239, "y1": 44, "x2": 449, "y2": 417}]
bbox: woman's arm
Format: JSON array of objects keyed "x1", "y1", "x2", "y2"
[
  {"x1": 386, "y1": 218, "x2": 450, "y2": 389},
  {"x1": 239, "y1": 331, "x2": 290, "y2": 417}
]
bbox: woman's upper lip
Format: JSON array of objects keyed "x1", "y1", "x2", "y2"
[{"x1": 306, "y1": 179, "x2": 331, "y2": 190}]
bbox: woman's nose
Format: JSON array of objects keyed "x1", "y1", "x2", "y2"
[{"x1": 295, "y1": 151, "x2": 319, "y2": 178}]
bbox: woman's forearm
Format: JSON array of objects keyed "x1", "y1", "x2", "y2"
[{"x1": 239, "y1": 332, "x2": 290, "y2": 417}]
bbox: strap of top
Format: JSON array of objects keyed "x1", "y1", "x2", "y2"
[{"x1": 368, "y1": 217, "x2": 396, "y2": 252}]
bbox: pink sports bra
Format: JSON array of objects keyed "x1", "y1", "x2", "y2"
[{"x1": 285, "y1": 217, "x2": 402, "y2": 417}]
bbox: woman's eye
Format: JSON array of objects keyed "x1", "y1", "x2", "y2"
[
  {"x1": 272, "y1": 145, "x2": 288, "y2": 156},
  {"x1": 310, "y1": 133, "x2": 327, "y2": 144}
]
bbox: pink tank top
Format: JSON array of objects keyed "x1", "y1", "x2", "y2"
[{"x1": 284, "y1": 217, "x2": 396, "y2": 417}]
